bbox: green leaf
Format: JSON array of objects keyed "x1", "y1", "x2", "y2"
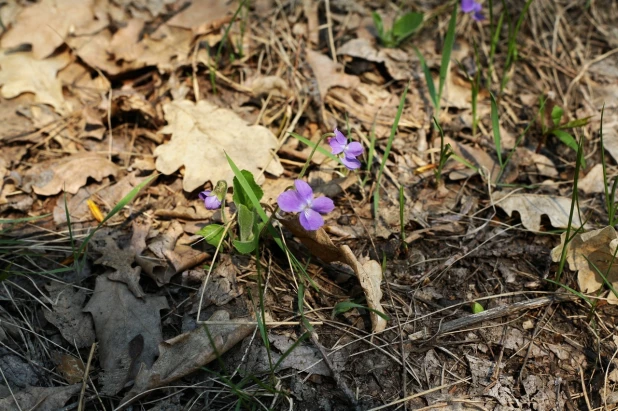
[
  {"x1": 237, "y1": 204, "x2": 255, "y2": 242},
  {"x1": 415, "y1": 48, "x2": 437, "y2": 110},
  {"x1": 470, "y1": 301, "x2": 484, "y2": 314},
  {"x1": 551, "y1": 105, "x2": 564, "y2": 127},
  {"x1": 197, "y1": 224, "x2": 226, "y2": 247},
  {"x1": 233, "y1": 170, "x2": 263, "y2": 210},
  {"x1": 551, "y1": 129, "x2": 585, "y2": 168},
  {"x1": 233, "y1": 239, "x2": 256, "y2": 254},
  {"x1": 490, "y1": 93, "x2": 503, "y2": 166},
  {"x1": 332, "y1": 301, "x2": 391, "y2": 321},
  {"x1": 550, "y1": 129, "x2": 579, "y2": 152},
  {"x1": 560, "y1": 116, "x2": 592, "y2": 130},
  {"x1": 372, "y1": 11, "x2": 384, "y2": 38},
  {"x1": 392, "y1": 12, "x2": 423, "y2": 40},
  {"x1": 289, "y1": 132, "x2": 342, "y2": 165}
]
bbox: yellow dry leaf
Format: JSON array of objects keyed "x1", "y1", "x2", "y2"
[
  {"x1": 154, "y1": 100, "x2": 283, "y2": 192},
  {"x1": 0, "y1": 50, "x2": 71, "y2": 114},
  {"x1": 551, "y1": 226, "x2": 618, "y2": 301},
  {"x1": 87, "y1": 200, "x2": 104, "y2": 223}
]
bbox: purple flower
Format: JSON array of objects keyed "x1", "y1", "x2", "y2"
[
  {"x1": 461, "y1": 0, "x2": 484, "y2": 21},
  {"x1": 329, "y1": 128, "x2": 364, "y2": 170},
  {"x1": 199, "y1": 190, "x2": 222, "y2": 210},
  {"x1": 277, "y1": 180, "x2": 335, "y2": 231}
]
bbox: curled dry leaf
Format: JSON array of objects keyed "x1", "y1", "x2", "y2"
[
  {"x1": 24, "y1": 153, "x2": 118, "y2": 196},
  {"x1": 0, "y1": 50, "x2": 71, "y2": 114},
  {"x1": 551, "y1": 226, "x2": 618, "y2": 300},
  {"x1": 121, "y1": 310, "x2": 254, "y2": 406},
  {"x1": 279, "y1": 217, "x2": 387, "y2": 332},
  {"x1": 154, "y1": 99, "x2": 283, "y2": 191},
  {"x1": 494, "y1": 192, "x2": 586, "y2": 232}
]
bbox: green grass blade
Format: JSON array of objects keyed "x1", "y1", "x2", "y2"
[
  {"x1": 373, "y1": 83, "x2": 409, "y2": 217},
  {"x1": 544, "y1": 278, "x2": 592, "y2": 307},
  {"x1": 490, "y1": 93, "x2": 503, "y2": 167},
  {"x1": 289, "y1": 132, "x2": 342, "y2": 166},
  {"x1": 76, "y1": 173, "x2": 157, "y2": 259},
  {"x1": 414, "y1": 48, "x2": 437, "y2": 109}
]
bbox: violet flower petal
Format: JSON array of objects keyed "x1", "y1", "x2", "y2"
[
  {"x1": 311, "y1": 196, "x2": 335, "y2": 214},
  {"x1": 330, "y1": 128, "x2": 348, "y2": 155},
  {"x1": 461, "y1": 0, "x2": 476, "y2": 12},
  {"x1": 199, "y1": 190, "x2": 212, "y2": 201},
  {"x1": 345, "y1": 141, "x2": 364, "y2": 157},
  {"x1": 300, "y1": 208, "x2": 324, "y2": 231},
  {"x1": 204, "y1": 195, "x2": 222, "y2": 210},
  {"x1": 294, "y1": 180, "x2": 314, "y2": 204},
  {"x1": 473, "y1": 10, "x2": 484, "y2": 21},
  {"x1": 341, "y1": 155, "x2": 362, "y2": 170},
  {"x1": 277, "y1": 190, "x2": 305, "y2": 212}
]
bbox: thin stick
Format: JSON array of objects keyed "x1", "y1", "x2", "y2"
[
  {"x1": 199, "y1": 320, "x2": 323, "y2": 326},
  {"x1": 579, "y1": 364, "x2": 592, "y2": 411},
  {"x1": 0, "y1": 365, "x2": 22, "y2": 411},
  {"x1": 368, "y1": 378, "x2": 471, "y2": 411},
  {"x1": 77, "y1": 343, "x2": 97, "y2": 411},
  {"x1": 407, "y1": 293, "x2": 578, "y2": 341},
  {"x1": 324, "y1": 0, "x2": 337, "y2": 63}
]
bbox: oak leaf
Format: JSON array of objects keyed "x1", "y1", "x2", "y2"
[
  {"x1": 0, "y1": 50, "x2": 71, "y2": 114},
  {"x1": 24, "y1": 153, "x2": 118, "y2": 196},
  {"x1": 154, "y1": 100, "x2": 283, "y2": 192}
]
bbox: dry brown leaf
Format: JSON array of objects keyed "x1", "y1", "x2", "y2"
[
  {"x1": 83, "y1": 275, "x2": 169, "y2": 395},
  {"x1": 515, "y1": 147, "x2": 558, "y2": 178},
  {"x1": 328, "y1": 83, "x2": 423, "y2": 134},
  {"x1": 52, "y1": 352, "x2": 86, "y2": 384},
  {"x1": 340, "y1": 246, "x2": 387, "y2": 332},
  {"x1": 245, "y1": 76, "x2": 290, "y2": 98},
  {"x1": 133, "y1": 25, "x2": 193, "y2": 71},
  {"x1": 122, "y1": 310, "x2": 254, "y2": 405},
  {"x1": 591, "y1": 83, "x2": 618, "y2": 162},
  {"x1": 337, "y1": 38, "x2": 413, "y2": 81},
  {"x1": 0, "y1": 50, "x2": 71, "y2": 114},
  {"x1": 193, "y1": 254, "x2": 243, "y2": 311},
  {"x1": 494, "y1": 192, "x2": 586, "y2": 232},
  {"x1": 279, "y1": 217, "x2": 386, "y2": 332},
  {"x1": 305, "y1": 49, "x2": 360, "y2": 100},
  {"x1": 44, "y1": 283, "x2": 95, "y2": 348},
  {"x1": 579, "y1": 164, "x2": 606, "y2": 195},
  {"x1": 167, "y1": 0, "x2": 235, "y2": 33},
  {"x1": 68, "y1": 29, "x2": 126, "y2": 75},
  {"x1": 154, "y1": 99, "x2": 283, "y2": 191},
  {"x1": 114, "y1": 0, "x2": 176, "y2": 17},
  {"x1": 551, "y1": 226, "x2": 618, "y2": 298},
  {"x1": 0, "y1": 384, "x2": 80, "y2": 410},
  {"x1": 1, "y1": 0, "x2": 95, "y2": 59},
  {"x1": 443, "y1": 137, "x2": 502, "y2": 183},
  {"x1": 24, "y1": 153, "x2": 118, "y2": 196},
  {"x1": 91, "y1": 227, "x2": 147, "y2": 298}
]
